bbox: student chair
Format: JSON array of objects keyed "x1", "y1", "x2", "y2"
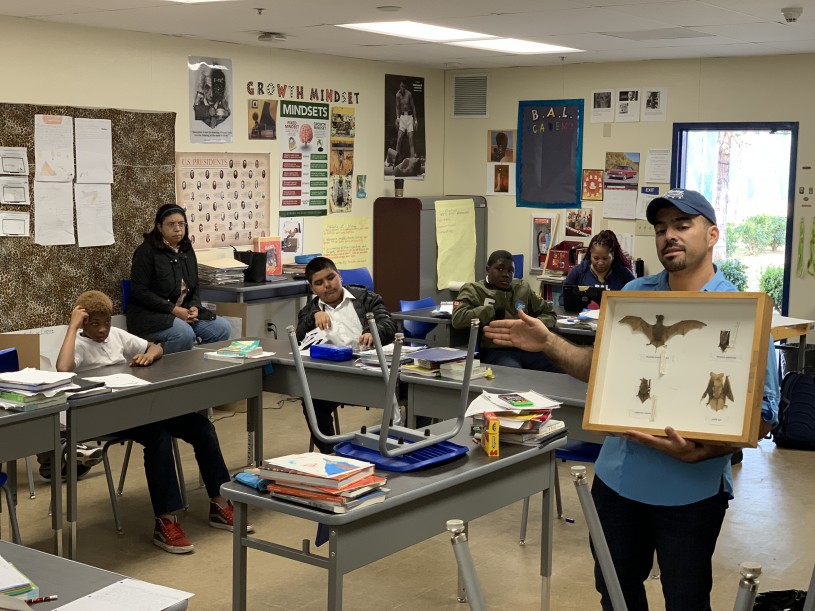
[
  {"x1": 99, "y1": 434, "x2": 188, "y2": 534},
  {"x1": 399, "y1": 298, "x2": 437, "y2": 343},
  {"x1": 307, "y1": 411, "x2": 342, "y2": 453},
  {"x1": 512, "y1": 254, "x2": 524, "y2": 279},
  {"x1": 0, "y1": 472, "x2": 21, "y2": 544},
  {"x1": 338, "y1": 267, "x2": 373, "y2": 291},
  {"x1": 0, "y1": 347, "x2": 36, "y2": 502},
  {"x1": 518, "y1": 440, "x2": 602, "y2": 544}
]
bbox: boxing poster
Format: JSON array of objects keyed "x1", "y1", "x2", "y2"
[{"x1": 384, "y1": 74, "x2": 426, "y2": 180}]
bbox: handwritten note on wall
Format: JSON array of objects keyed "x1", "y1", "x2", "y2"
[
  {"x1": 435, "y1": 199, "x2": 476, "y2": 290},
  {"x1": 322, "y1": 216, "x2": 371, "y2": 268}
]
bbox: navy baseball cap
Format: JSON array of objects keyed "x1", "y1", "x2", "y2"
[{"x1": 646, "y1": 189, "x2": 717, "y2": 226}]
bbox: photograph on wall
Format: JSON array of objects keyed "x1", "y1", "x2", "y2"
[
  {"x1": 487, "y1": 130, "x2": 516, "y2": 162},
  {"x1": 615, "y1": 88, "x2": 641, "y2": 123},
  {"x1": 175, "y1": 152, "x2": 270, "y2": 247},
  {"x1": 564, "y1": 207, "x2": 593, "y2": 238},
  {"x1": 356, "y1": 175, "x2": 367, "y2": 199},
  {"x1": 516, "y1": 99, "x2": 584, "y2": 208},
  {"x1": 581, "y1": 169, "x2": 604, "y2": 201},
  {"x1": 331, "y1": 106, "x2": 356, "y2": 139},
  {"x1": 330, "y1": 140, "x2": 354, "y2": 177},
  {"x1": 329, "y1": 175, "x2": 353, "y2": 213},
  {"x1": 279, "y1": 100, "x2": 330, "y2": 217},
  {"x1": 603, "y1": 151, "x2": 640, "y2": 219},
  {"x1": 188, "y1": 56, "x2": 233, "y2": 144},
  {"x1": 248, "y1": 99, "x2": 277, "y2": 140},
  {"x1": 486, "y1": 162, "x2": 516, "y2": 196},
  {"x1": 279, "y1": 216, "x2": 304, "y2": 258},
  {"x1": 531, "y1": 213, "x2": 559, "y2": 268},
  {"x1": 641, "y1": 88, "x2": 668, "y2": 122},
  {"x1": 384, "y1": 74, "x2": 426, "y2": 181},
  {"x1": 590, "y1": 90, "x2": 614, "y2": 123}
]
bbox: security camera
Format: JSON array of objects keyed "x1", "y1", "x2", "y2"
[{"x1": 781, "y1": 6, "x2": 803, "y2": 23}]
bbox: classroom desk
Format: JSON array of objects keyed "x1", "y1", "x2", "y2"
[
  {"x1": 223, "y1": 424, "x2": 566, "y2": 611},
  {"x1": 771, "y1": 314, "x2": 815, "y2": 371},
  {"x1": 200, "y1": 277, "x2": 309, "y2": 304},
  {"x1": 0, "y1": 405, "x2": 63, "y2": 555},
  {"x1": 0, "y1": 540, "x2": 188, "y2": 610},
  {"x1": 64, "y1": 351, "x2": 266, "y2": 559},
  {"x1": 403, "y1": 365, "x2": 600, "y2": 443},
  {"x1": 202, "y1": 338, "x2": 391, "y2": 409},
  {"x1": 392, "y1": 305, "x2": 595, "y2": 348}
]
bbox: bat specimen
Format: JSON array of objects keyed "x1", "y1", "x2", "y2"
[
  {"x1": 619, "y1": 314, "x2": 706, "y2": 349},
  {"x1": 719, "y1": 330, "x2": 731, "y2": 352},
  {"x1": 637, "y1": 378, "x2": 651, "y2": 403},
  {"x1": 701, "y1": 372, "x2": 734, "y2": 411}
]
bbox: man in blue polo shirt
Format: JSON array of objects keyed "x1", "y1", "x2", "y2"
[{"x1": 484, "y1": 189, "x2": 779, "y2": 611}]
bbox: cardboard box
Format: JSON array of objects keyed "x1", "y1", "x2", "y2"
[
  {"x1": 480, "y1": 411, "x2": 500, "y2": 457},
  {"x1": 253, "y1": 237, "x2": 283, "y2": 279}
]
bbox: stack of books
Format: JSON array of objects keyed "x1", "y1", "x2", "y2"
[
  {"x1": 204, "y1": 340, "x2": 272, "y2": 362},
  {"x1": 0, "y1": 554, "x2": 38, "y2": 599},
  {"x1": 469, "y1": 390, "x2": 565, "y2": 446},
  {"x1": 0, "y1": 368, "x2": 75, "y2": 412},
  {"x1": 439, "y1": 358, "x2": 487, "y2": 381},
  {"x1": 198, "y1": 258, "x2": 247, "y2": 285},
  {"x1": 249, "y1": 453, "x2": 388, "y2": 514},
  {"x1": 356, "y1": 344, "x2": 423, "y2": 370},
  {"x1": 401, "y1": 346, "x2": 468, "y2": 378},
  {"x1": 282, "y1": 263, "x2": 307, "y2": 276}
]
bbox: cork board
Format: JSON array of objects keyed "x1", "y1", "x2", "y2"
[{"x1": 0, "y1": 104, "x2": 175, "y2": 332}]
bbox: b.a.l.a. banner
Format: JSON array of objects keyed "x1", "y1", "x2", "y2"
[{"x1": 516, "y1": 99, "x2": 583, "y2": 208}]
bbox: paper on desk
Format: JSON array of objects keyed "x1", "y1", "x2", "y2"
[
  {"x1": 299, "y1": 327, "x2": 328, "y2": 354},
  {"x1": 0, "y1": 594, "x2": 30, "y2": 611},
  {"x1": 83, "y1": 374, "x2": 150, "y2": 389},
  {"x1": 465, "y1": 391, "x2": 561, "y2": 417},
  {"x1": 53, "y1": 578, "x2": 193, "y2": 611},
  {"x1": 0, "y1": 369, "x2": 75, "y2": 386}
]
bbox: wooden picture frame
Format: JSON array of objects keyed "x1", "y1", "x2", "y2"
[{"x1": 584, "y1": 291, "x2": 773, "y2": 447}]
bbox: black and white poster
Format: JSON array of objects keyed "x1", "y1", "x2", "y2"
[
  {"x1": 188, "y1": 56, "x2": 233, "y2": 144},
  {"x1": 384, "y1": 74, "x2": 426, "y2": 180}
]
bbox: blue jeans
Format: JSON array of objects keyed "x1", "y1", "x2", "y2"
[
  {"x1": 116, "y1": 413, "x2": 230, "y2": 516},
  {"x1": 481, "y1": 347, "x2": 562, "y2": 373},
  {"x1": 591, "y1": 476, "x2": 729, "y2": 611},
  {"x1": 144, "y1": 316, "x2": 231, "y2": 355}
]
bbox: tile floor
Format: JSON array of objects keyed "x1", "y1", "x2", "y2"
[{"x1": 5, "y1": 393, "x2": 814, "y2": 610}]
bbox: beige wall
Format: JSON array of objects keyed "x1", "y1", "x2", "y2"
[
  {"x1": 443, "y1": 56, "x2": 815, "y2": 326},
  {"x1": 0, "y1": 16, "x2": 444, "y2": 264}
]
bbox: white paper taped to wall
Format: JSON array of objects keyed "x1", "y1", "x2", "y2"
[{"x1": 448, "y1": 281, "x2": 465, "y2": 291}]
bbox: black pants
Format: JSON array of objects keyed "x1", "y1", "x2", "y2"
[
  {"x1": 117, "y1": 413, "x2": 230, "y2": 517},
  {"x1": 591, "y1": 476, "x2": 729, "y2": 611},
  {"x1": 302, "y1": 398, "x2": 338, "y2": 454}
]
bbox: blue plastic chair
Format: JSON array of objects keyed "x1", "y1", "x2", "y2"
[
  {"x1": 399, "y1": 297, "x2": 437, "y2": 342},
  {"x1": 512, "y1": 254, "x2": 524, "y2": 279},
  {"x1": 121, "y1": 279, "x2": 132, "y2": 314},
  {"x1": 519, "y1": 440, "x2": 602, "y2": 544},
  {"x1": 338, "y1": 267, "x2": 373, "y2": 290}
]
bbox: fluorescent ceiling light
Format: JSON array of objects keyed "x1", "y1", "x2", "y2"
[
  {"x1": 337, "y1": 21, "x2": 495, "y2": 42},
  {"x1": 448, "y1": 38, "x2": 582, "y2": 54}
]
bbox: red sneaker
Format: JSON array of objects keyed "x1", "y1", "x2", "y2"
[
  {"x1": 209, "y1": 501, "x2": 254, "y2": 533},
  {"x1": 153, "y1": 516, "x2": 194, "y2": 554}
]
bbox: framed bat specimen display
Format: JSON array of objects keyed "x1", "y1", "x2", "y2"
[{"x1": 584, "y1": 291, "x2": 773, "y2": 447}]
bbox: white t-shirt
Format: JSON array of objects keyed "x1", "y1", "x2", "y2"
[
  {"x1": 73, "y1": 327, "x2": 149, "y2": 373},
  {"x1": 319, "y1": 288, "x2": 363, "y2": 348}
]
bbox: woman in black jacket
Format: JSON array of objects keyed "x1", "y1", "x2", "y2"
[{"x1": 127, "y1": 204, "x2": 231, "y2": 354}]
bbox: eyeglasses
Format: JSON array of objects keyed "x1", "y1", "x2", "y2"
[{"x1": 163, "y1": 222, "x2": 187, "y2": 229}]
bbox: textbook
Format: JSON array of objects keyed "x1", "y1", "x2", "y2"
[
  {"x1": 409, "y1": 347, "x2": 468, "y2": 369},
  {"x1": 269, "y1": 488, "x2": 388, "y2": 514},
  {"x1": 215, "y1": 340, "x2": 263, "y2": 357},
  {"x1": 498, "y1": 419, "x2": 567, "y2": 446},
  {"x1": 253, "y1": 236, "x2": 283, "y2": 279},
  {"x1": 257, "y1": 453, "x2": 375, "y2": 489},
  {"x1": 265, "y1": 474, "x2": 388, "y2": 499},
  {"x1": 0, "y1": 368, "x2": 75, "y2": 393},
  {"x1": 1, "y1": 394, "x2": 67, "y2": 412},
  {"x1": 204, "y1": 350, "x2": 273, "y2": 363},
  {"x1": 0, "y1": 556, "x2": 37, "y2": 598}
]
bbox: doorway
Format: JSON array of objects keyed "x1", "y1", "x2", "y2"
[{"x1": 671, "y1": 123, "x2": 798, "y2": 314}]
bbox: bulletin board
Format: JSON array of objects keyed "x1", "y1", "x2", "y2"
[
  {"x1": 0, "y1": 103, "x2": 176, "y2": 332},
  {"x1": 516, "y1": 99, "x2": 583, "y2": 209}
]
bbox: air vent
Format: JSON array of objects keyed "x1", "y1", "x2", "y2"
[{"x1": 452, "y1": 74, "x2": 487, "y2": 118}]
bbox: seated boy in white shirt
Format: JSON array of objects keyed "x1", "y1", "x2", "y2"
[{"x1": 54, "y1": 290, "x2": 252, "y2": 554}]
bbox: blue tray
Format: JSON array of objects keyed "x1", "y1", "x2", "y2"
[
  {"x1": 333, "y1": 438, "x2": 469, "y2": 472},
  {"x1": 294, "y1": 253, "x2": 320, "y2": 264}
]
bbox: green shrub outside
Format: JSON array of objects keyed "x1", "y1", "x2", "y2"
[
  {"x1": 716, "y1": 258, "x2": 748, "y2": 291},
  {"x1": 732, "y1": 215, "x2": 786, "y2": 254},
  {"x1": 759, "y1": 265, "x2": 784, "y2": 310}
]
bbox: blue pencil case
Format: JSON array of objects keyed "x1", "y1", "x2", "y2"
[{"x1": 310, "y1": 344, "x2": 353, "y2": 361}]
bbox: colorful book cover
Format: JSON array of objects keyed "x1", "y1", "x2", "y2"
[{"x1": 253, "y1": 236, "x2": 283, "y2": 279}]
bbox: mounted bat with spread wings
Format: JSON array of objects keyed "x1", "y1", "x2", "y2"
[
  {"x1": 618, "y1": 314, "x2": 706, "y2": 349},
  {"x1": 701, "y1": 372, "x2": 734, "y2": 411}
]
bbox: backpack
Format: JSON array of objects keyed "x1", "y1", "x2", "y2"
[{"x1": 772, "y1": 372, "x2": 815, "y2": 450}]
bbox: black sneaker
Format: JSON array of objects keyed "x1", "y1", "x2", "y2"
[{"x1": 39, "y1": 463, "x2": 92, "y2": 482}]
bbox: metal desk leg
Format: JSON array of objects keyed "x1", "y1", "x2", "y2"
[
  {"x1": 406, "y1": 384, "x2": 417, "y2": 429},
  {"x1": 232, "y1": 501, "x2": 248, "y2": 611},
  {"x1": 798, "y1": 334, "x2": 807, "y2": 372},
  {"x1": 540, "y1": 456, "x2": 555, "y2": 611},
  {"x1": 327, "y1": 529, "x2": 343, "y2": 611},
  {"x1": 51, "y1": 417, "x2": 63, "y2": 556},
  {"x1": 247, "y1": 374, "x2": 264, "y2": 466},
  {"x1": 66, "y1": 410, "x2": 78, "y2": 559}
]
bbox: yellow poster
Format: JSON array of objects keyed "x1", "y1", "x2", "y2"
[
  {"x1": 436, "y1": 199, "x2": 476, "y2": 290},
  {"x1": 322, "y1": 215, "x2": 371, "y2": 268}
]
